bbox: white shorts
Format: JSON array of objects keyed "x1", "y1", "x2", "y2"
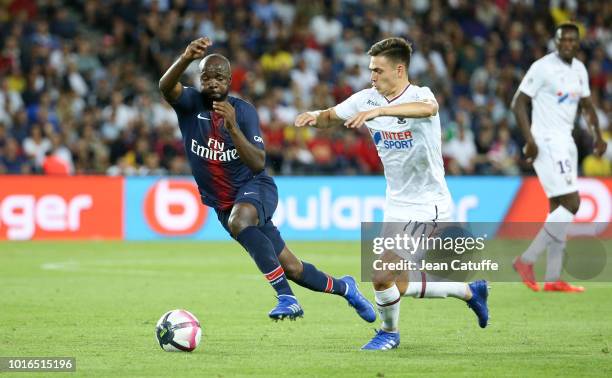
[
  {"x1": 381, "y1": 203, "x2": 452, "y2": 262},
  {"x1": 532, "y1": 138, "x2": 578, "y2": 198},
  {"x1": 383, "y1": 202, "x2": 452, "y2": 223}
]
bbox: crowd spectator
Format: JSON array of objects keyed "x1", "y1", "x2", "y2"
[{"x1": 0, "y1": 0, "x2": 609, "y2": 177}]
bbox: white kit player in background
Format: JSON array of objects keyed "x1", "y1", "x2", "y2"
[
  {"x1": 512, "y1": 23, "x2": 607, "y2": 293},
  {"x1": 294, "y1": 37, "x2": 489, "y2": 351}
]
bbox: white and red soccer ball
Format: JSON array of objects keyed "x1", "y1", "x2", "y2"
[{"x1": 155, "y1": 309, "x2": 202, "y2": 352}]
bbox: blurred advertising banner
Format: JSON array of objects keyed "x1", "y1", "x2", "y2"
[
  {"x1": 1, "y1": 176, "x2": 610, "y2": 241},
  {"x1": 123, "y1": 176, "x2": 387, "y2": 241},
  {"x1": 122, "y1": 176, "x2": 611, "y2": 240},
  {"x1": 499, "y1": 177, "x2": 612, "y2": 239},
  {"x1": 124, "y1": 177, "x2": 222, "y2": 240},
  {"x1": 0, "y1": 176, "x2": 123, "y2": 240}
]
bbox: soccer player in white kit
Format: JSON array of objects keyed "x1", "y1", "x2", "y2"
[
  {"x1": 512, "y1": 23, "x2": 607, "y2": 293},
  {"x1": 295, "y1": 38, "x2": 489, "y2": 350}
]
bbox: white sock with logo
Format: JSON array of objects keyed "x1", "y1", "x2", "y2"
[{"x1": 374, "y1": 284, "x2": 401, "y2": 333}]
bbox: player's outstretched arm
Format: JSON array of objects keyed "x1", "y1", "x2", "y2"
[
  {"x1": 294, "y1": 108, "x2": 344, "y2": 129},
  {"x1": 344, "y1": 100, "x2": 438, "y2": 128},
  {"x1": 511, "y1": 90, "x2": 538, "y2": 163},
  {"x1": 579, "y1": 97, "x2": 607, "y2": 157},
  {"x1": 159, "y1": 37, "x2": 212, "y2": 103}
]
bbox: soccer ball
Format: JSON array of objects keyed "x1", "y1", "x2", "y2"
[{"x1": 155, "y1": 309, "x2": 202, "y2": 352}]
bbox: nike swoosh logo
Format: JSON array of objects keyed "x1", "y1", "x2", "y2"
[
  {"x1": 197, "y1": 113, "x2": 210, "y2": 120},
  {"x1": 244, "y1": 192, "x2": 257, "y2": 195}
]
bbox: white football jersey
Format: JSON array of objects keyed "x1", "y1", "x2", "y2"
[
  {"x1": 518, "y1": 52, "x2": 590, "y2": 142},
  {"x1": 334, "y1": 84, "x2": 452, "y2": 214}
]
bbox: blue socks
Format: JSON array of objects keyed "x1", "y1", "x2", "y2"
[
  {"x1": 295, "y1": 261, "x2": 347, "y2": 296},
  {"x1": 236, "y1": 226, "x2": 294, "y2": 297}
]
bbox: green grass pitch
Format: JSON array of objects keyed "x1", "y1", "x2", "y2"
[{"x1": 1, "y1": 241, "x2": 611, "y2": 377}]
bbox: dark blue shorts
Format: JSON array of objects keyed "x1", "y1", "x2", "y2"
[{"x1": 215, "y1": 173, "x2": 279, "y2": 233}]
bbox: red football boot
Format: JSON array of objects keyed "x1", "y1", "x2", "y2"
[
  {"x1": 513, "y1": 257, "x2": 540, "y2": 291},
  {"x1": 543, "y1": 281, "x2": 585, "y2": 293}
]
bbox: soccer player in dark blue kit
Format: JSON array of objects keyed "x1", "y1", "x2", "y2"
[{"x1": 159, "y1": 37, "x2": 376, "y2": 322}]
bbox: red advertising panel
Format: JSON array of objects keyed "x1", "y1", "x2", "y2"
[
  {"x1": 0, "y1": 176, "x2": 123, "y2": 240},
  {"x1": 500, "y1": 177, "x2": 612, "y2": 238}
]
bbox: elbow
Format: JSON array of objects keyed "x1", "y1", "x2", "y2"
[
  {"x1": 257, "y1": 157, "x2": 266, "y2": 172},
  {"x1": 252, "y1": 154, "x2": 266, "y2": 173},
  {"x1": 425, "y1": 103, "x2": 438, "y2": 117},
  {"x1": 252, "y1": 162, "x2": 265, "y2": 173},
  {"x1": 158, "y1": 80, "x2": 167, "y2": 94}
]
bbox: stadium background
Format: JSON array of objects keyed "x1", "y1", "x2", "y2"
[
  {"x1": 2, "y1": 2, "x2": 612, "y2": 376},
  {"x1": 0, "y1": 0, "x2": 610, "y2": 177}
]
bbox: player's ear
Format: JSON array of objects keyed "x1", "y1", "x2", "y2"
[{"x1": 397, "y1": 64, "x2": 404, "y2": 78}]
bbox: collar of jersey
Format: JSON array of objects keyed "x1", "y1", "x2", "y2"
[{"x1": 384, "y1": 84, "x2": 411, "y2": 103}]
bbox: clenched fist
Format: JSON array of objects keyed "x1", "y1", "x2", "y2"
[{"x1": 182, "y1": 37, "x2": 212, "y2": 61}]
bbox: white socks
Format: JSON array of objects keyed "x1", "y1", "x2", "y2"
[
  {"x1": 374, "y1": 285, "x2": 401, "y2": 333},
  {"x1": 375, "y1": 278, "x2": 469, "y2": 333},
  {"x1": 521, "y1": 206, "x2": 574, "y2": 264},
  {"x1": 545, "y1": 241, "x2": 565, "y2": 282},
  {"x1": 404, "y1": 274, "x2": 468, "y2": 299}
]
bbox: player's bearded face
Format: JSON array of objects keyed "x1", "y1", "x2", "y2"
[{"x1": 200, "y1": 65, "x2": 231, "y2": 101}]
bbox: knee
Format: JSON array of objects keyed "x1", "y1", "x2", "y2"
[
  {"x1": 228, "y1": 210, "x2": 258, "y2": 237},
  {"x1": 569, "y1": 196, "x2": 580, "y2": 214},
  {"x1": 228, "y1": 216, "x2": 248, "y2": 237},
  {"x1": 561, "y1": 194, "x2": 580, "y2": 214},
  {"x1": 371, "y1": 270, "x2": 394, "y2": 291}
]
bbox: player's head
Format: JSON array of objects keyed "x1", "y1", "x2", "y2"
[
  {"x1": 199, "y1": 54, "x2": 232, "y2": 101},
  {"x1": 554, "y1": 22, "x2": 580, "y2": 61},
  {"x1": 367, "y1": 37, "x2": 412, "y2": 96}
]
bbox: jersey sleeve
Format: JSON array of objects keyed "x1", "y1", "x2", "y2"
[
  {"x1": 334, "y1": 91, "x2": 363, "y2": 120},
  {"x1": 169, "y1": 86, "x2": 198, "y2": 114},
  {"x1": 579, "y1": 64, "x2": 591, "y2": 98},
  {"x1": 416, "y1": 86, "x2": 437, "y2": 103},
  {"x1": 238, "y1": 101, "x2": 265, "y2": 150},
  {"x1": 518, "y1": 62, "x2": 545, "y2": 97}
]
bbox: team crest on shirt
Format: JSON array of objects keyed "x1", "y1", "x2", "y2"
[{"x1": 372, "y1": 130, "x2": 414, "y2": 149}]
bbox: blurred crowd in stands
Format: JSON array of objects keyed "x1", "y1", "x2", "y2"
[{"x1": 0, "y1": 0, "x2": 610, "y2": 176}]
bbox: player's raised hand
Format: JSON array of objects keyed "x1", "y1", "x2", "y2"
[
  {"x1": 182, "y1": 37, "x2": 212, "y2": 61},
  {"x1": 212, "y1": 101, "x2": 237, "y2": 129},
  {"x1": 522, "y1": 139, "x2": 538, "y2": 164},
  {"x1": 593, "y1": 137, "x2": 607, "y2": 157},
  {"x1": 294, "y1": 112, "x2": 318, "y2": 127},
  {"x1": 344, "y1": 108, "x2": 380, "y2": 128}
]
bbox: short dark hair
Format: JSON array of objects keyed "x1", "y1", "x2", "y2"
[
  {"x1": 367, "y1": 37, "x2": 412, "y2": 69},
  {"x1": 555, "y1": 22, "x2": 580, "y2": 39}
]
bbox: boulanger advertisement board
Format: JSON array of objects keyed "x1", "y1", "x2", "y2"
[{"x1": 0, "y1": 176, "x2": 610, "y2": 240}]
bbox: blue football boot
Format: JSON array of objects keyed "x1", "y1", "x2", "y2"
[
  {"x1": 361, "y1": 329, "x2": 400, "y2": 350},
  {"x1": 268, "y1": 295, "x2": 304, "y2": 321},
  {"x1": 340, "y1": 276, "x2": 376, "y2": 323},
  {"x1": 466, "y1": 280, "x2": 489, "y2": 328}
]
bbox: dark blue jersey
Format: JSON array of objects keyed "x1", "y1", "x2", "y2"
[{"x1": 169, "y1": 86, "x2": 268, "y2": 210}]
